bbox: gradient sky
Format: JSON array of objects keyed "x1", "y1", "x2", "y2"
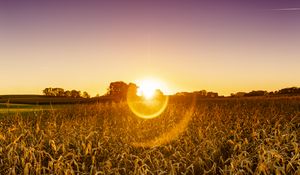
[{"x1": 0, "y1": 1, "x2": 299, "y2": 96}]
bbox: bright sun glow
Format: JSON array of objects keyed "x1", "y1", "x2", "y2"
[
  {"x1": 136, "y1": 79, "x2": 164, "y2": 99},
  {"x1": 127, "y1": 78, "x2": 169, "y2": 119}
]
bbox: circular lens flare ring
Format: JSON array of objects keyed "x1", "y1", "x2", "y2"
[
  {"x1": 127, "y1": 79, "x2": 169, "y2": 119},
  {"x1": 131, "y1": 94, "x2": 196, "y2": 147},
  {"x1": 127, "y1": 96, "x2": 169, "y2": 119}
]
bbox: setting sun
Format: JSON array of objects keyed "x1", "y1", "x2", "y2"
[
  {"x1": 1, "y1": 1, "x2": 299, "y2": 174},
  {"x1": 127, "y1": 78, "x2": 169, "y2": 119},
  {"x1": 136, "y1": 79, "x2": 166, "y2": 99}
]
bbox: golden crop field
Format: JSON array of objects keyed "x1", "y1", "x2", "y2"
[{"x1": 0, "y1": 97, "x2": 299, "y2": 174}]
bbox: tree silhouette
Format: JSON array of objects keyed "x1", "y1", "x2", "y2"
[
  {"x1": 154, "y1": 89, "x2": 164, "y2": 96},
  {"x1": 43, "y1": 88, "x2": 53, "y2": 96},
  {"x1": 106, "y1": 81, "x2": 128, "y2": 99},
  {"x1": 278, "y1": 87, "x2": 300, "y2": 95},
  {"x1": 245, "y1": 90, "x2": 267, "y2": 97},
  {"x1": 43, "y1": 87, "x2": 64, "y2": 97},
  {"x1": 64, "y1": 90, "x2": 71, "y2": 97},
  {"x1": 128, "y1": 83, "x2": 138, "y2": 96},
  {"x1": 82, "y1": 91, "x2": 90, "y2": 98},
  {"x1": 71, "y1": 90, "x2": 81, "y2": 98},
  {"x1": 53, "y1": 88, "x2": 65, "y2": 97},
  {"x1": 43, "y1": 87, "x2": 90, "y2": 98},
  {"x1": 106, "y1": 81, "x2": 139, "y2": 100}
]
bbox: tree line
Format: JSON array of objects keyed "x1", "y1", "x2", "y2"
[
  {"x1": 230, "y1": 87, "x2": 300, "y2": 97},
  {"x1": 43, "y1": 88, "x2": 90, "y2": 98},
  {"x1": 42, "y1": 81, "x2": 165, "y2": 100},
  {"x1": 42, "y1": 83, "x2": 299, "y2": 99},
  {"x1": 175, "y1": 90, "x2": 219, "y2": 98},
  {"x1": 104, "y1": 81, "x2": 164, "y2": 99},
  {"x1": 42, "y1": 82, "x2": 139, "y2": 99}
]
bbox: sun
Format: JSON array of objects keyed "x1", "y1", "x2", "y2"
[
  {"x1": 137, "y1": 79, "x2": 164, "y2": 100},
  {"x1": 137, "y1": 80, "x2": 159, "y2": 99},
  {"x1": 127, "y1": 78, "x2": 169, "y2": 119}
]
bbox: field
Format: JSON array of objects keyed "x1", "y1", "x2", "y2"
[
  {"x1": 0, "y1": 95, "x2": 107, "y2": 105},
  {"x1": 0, "y1": 97, "x2": 299, "y2": 174},
  {"x1": 0, "y1": 103, "x2": 67, "y2": 114}
]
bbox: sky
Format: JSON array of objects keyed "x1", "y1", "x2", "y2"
[{"x1": 0, "y1": 0, "x2": 299, "y2": 96}]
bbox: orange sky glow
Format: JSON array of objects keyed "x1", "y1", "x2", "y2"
[{"x1": 0, "y1": 1, "x2": 299, "y2": 96}]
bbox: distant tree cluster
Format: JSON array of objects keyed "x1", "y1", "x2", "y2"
[
  {"x1": 105, "y1": 81, "x2": 138, "y2": 100},
  {"x1": 43, "y1": 88, "x2": 90, "y2": 98},
  {"x1": 230, "y1": 87, "x2": 300, "y2": 97},
  {"x1": 276, "y1": 87, "x2": 300, "y2": 95},
  {"x1": 105, "y1": 81, "x2": 165, "y2": 100},
  {"x1": 43, "y1": 84, "x2": 299, "y2": 100},
  {"x1": 175, "y1": 87, "x2": 300, "y2": 98},
  {"x1": 175, "y1": 90, "x2": 218, "y2": 98},
  {"x1": 231, "y1": 90, "x2": 267, "y2": 97}
]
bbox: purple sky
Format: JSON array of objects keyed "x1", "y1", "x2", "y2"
[{"x1": 0, "y1": 1, "x2": 299, "y2": 95}]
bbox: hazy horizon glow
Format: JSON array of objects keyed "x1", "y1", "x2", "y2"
[{"x1": 0, "y1": 1, "x2": 299, "y2": 96}]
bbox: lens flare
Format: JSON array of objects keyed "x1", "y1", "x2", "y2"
[
  {"x1": 127, "y1": 79, "x2": 169, "y2": 119},
  {"x1": 130, "y1": 94, "x2": 196, "y2": 147},
  {"x1": 126, "y1": 79, "x2": 196, "y2": 147},
  {"x1": 137, "y1": 80, "x2": 157, "y2": 99}
]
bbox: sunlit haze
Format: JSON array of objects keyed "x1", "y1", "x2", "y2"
[
  {"x1": 0, "y1": 1, "x2": 299, "y2": 96},
  {"x1": 136, "y1": 78, "x2": 168, "y2": 99}
]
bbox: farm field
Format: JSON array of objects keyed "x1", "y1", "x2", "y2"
[
  {"x1": 2, "y1": 0, "x2": 300, "y2": 174},
  {"x1": 0, "y1": 103, "x2": 68, "y2": 114},
  {"x1": 0, "y1": 95, "x2": 88, "y2": 105},
  {"x1": 0, "y1": 97, "x2": 299, "y2": 174}
]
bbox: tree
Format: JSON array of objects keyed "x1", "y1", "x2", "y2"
[
  {"x1": 245, "y1": 90, "x2": 267, "y2": 97},
  {"x1": 154, "y1": 89, "x2": 164, "y2": 97},
  {"x1": 127, "y1": 83, "x2": 139, "y2": 101},
  {"x1": 64, "y1": 90, "x2": 71, "y2": 97},
  {"x1": 128, "y1": 83, "x2": 138, "y2": 96},
  {"x1": 43, "y1": 87, "x2": 66, "y2": 97},
  {"x1": 153, "y1": 89, "x2": 165, "y2": 100},
  {"x1": 53, "y1": 88, "x2": 64, "y2": 97},
  {"x1": 71, "y1": 90, "x2": 81, "y2": 98},
  {"x1": 277, "y1": 87, "x2": 300, "y2": 95},
  {"x1": 231, "y1": 92, "x2": 246, "y2": 97},
  {"x1": 106, "y1": 81, "x2": 139, "y2": 100},
  {"x1": 42, "y1": 87, "x2": 89, "y2": 98},
  {"x1": 207, "y1": 92, "x2": 218, "y2": 97},
  {"x1": 198, "y1": 90, "x2": 207, "y2": 96},
  {"x1": 82, "y1": 91, "x2": 90, "y2": 98},
  {"x1": 43, "y1": 88, "x2": 53, "y2": 96},
  {"x1": 106, "y1": 81, "x2": 129, "y2": 99}
]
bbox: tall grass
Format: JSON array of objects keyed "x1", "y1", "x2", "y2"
[{"x1": 0, "y1": 97, "x2": 299, "y2": 174}]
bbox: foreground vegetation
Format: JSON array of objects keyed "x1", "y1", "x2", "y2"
[{"x1": 0, "y1": 97, "x2": 299, "y2": 174}]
